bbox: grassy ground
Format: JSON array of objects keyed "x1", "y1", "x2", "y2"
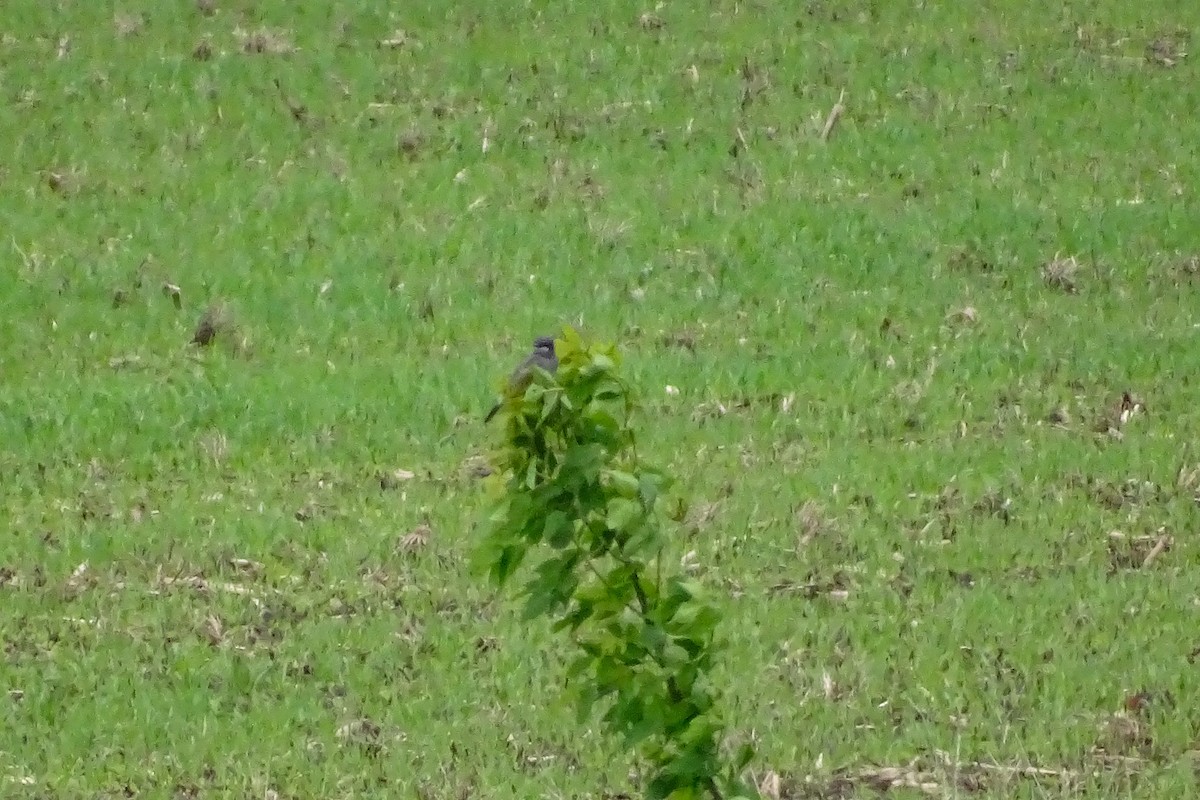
[{"x1": 2, "y1": 1, "x2": 1198, "y2": 797}]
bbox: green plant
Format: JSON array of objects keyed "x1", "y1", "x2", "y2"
[
  {"x1": 4, "y1": 2, "x2": 1198, "y2": 796},
  {"x1": 478, "y1": 327, "x2": 756, "y2": 800}
]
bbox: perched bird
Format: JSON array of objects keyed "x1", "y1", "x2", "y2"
[{"x1": 484, "y1": 335, "x2": 559, "y2": 423}]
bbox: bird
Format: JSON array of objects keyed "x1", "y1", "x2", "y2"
[{"x1": 484, "y1": 335, "x2": 559, "y2": 423}]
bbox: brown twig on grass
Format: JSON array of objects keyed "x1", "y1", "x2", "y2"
[
  {"x1": 1141, "y1": 533, "x2": 1172, "y2": 568},
  {"x1": 820, "y1": 89, "x2": 846, "y2": 141}
]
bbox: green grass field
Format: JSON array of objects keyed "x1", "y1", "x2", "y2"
[{"x1": 2, "y1": 1, "x2": 1198, "y2": 797}]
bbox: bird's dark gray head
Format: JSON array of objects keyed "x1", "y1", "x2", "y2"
[{"x1": 532, "y1": 335, "x2": 556, "y2": 353}]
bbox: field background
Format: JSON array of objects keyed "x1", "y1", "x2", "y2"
[{"x1": 2, "y1": 1, "x2": 1198, "y2": 798}]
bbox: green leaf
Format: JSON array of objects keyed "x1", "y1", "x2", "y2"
[
  {"x1": 520, "y1": 551, "x2": 581, "y2": 619},
  {"x1": 538, "y1": 384, "x2": 560, "y2": 422},
  {"x1": 586, "y1": 407, "x2": 621, "y2": 434},
  {"x1": 637, "y1": 473, "x2": 662, "y2": 507},
  {"x1": 590, "y1": 353, "x2": 616, "y2": 373},
  {"x1": 490, "y1": 545, "x2": 525, "y2": 586},
  {"x1": 523, "y1": 458, "x2": 538, "y2": 490},
  {"x1": 605, "y1": 497, "x2": 642, "y2": 533},
  {"x1": 542, "y1": 510, "x2": 572, "y2": 547},
  {"x1": 621, "y1": 524, "x2": 663, "y2": 559},
  {"x1": 593, "y1": 381, "x2": 624, "y2": 401},
  {"x1": 665, "y1": 496, "x2": 689, "y2": 522},
  {"x1": 638, "y1": 621, "x2": 669, "y2": 656},
  {"x1": 659, "y1": 641, "x2": 690, "y2": 669},
  {"x1": 604, "y1": 468, "x2": 640, "y2": 498}
]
